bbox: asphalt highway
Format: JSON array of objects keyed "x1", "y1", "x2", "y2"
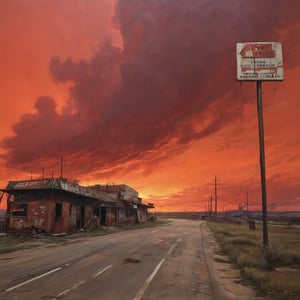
[{"x1": 0, "y1": 219, "x2": 256, "y2": 300}]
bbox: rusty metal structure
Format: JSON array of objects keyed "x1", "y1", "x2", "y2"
[{"x1": 0, "y1": 178, "x2": 154, "y2": 234}]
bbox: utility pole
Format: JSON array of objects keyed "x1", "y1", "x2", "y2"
[
  {"x1": 214, "y1": 175, "x2": 218, "y2": 220},
  {"x1": 237, "y1": 41, "x2": 283, "y2": 250},
  {"x1": 210, "y1": 195, "x2": 213, "y2": 219},
  {"x1": 257, "y1": 81, "x2": 269, "y2": 249},
  {"x1": 207, "y1": 198, "x2": 209, "y2": 216}
]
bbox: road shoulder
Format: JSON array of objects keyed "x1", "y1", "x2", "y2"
[{"x1": 201, "y1": 222, "x2": 263, "y2": 300}]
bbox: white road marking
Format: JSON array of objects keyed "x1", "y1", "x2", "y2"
[
  {"x1": 134, "y1": 235, "x2": 183, "y2": 299},
  {"x1": 151, "y1": 230, "x2": 159, "y2": 233},
  {"x1": 167, "y1": 243, "x2": 177, "y2": 256},
  {"x1": 167, "y1": 236, "x2": 182, "y2": 256},
  {"x1": 53, "y1": 265, "x2": 112, "y2": 299},
  {"x1": 93, "y1": 264, "x2": 113, "y2": 278},
  {"x1": 6, "y1": 267, "x2": 62, "y2": 292},
  {"x1": 57, "y1": 280, "x2": 86, "y2": 297},
  {"x1": 133, "y1": 258, "x2": 166, "y2": 300}
]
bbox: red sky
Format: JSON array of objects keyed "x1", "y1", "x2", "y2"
[{"x1": 1, "y1": 0, "x2": 300, "y2": 212}]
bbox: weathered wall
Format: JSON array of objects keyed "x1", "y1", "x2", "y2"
[
  {"x1": 127, "y1": 208, "x2": 138, "y2": 224},
  {"x1": 8, "y1": 199, "x2": 52, "y2": 232},
  {"x1": 105, "y1": 207, "x2": 117, "y2": 226},
  {"x1": 5, "y1": 184, "x2": 151, "y2": 233},
  {"x1": 69, "y1": 203, "x2": 77, "y2": 229},
  {"x1": 138, "y1": 206, "x2": 148, "y2": 223},
  {"x1": 6, "y1": 190, "x2": 101, "y2": 233},
  {"x1": 118, "y1": 207, "x2": 127, "y2": 224},
  {"x1": 50, "y1": 201, "x2": 70, "y2": 233}
]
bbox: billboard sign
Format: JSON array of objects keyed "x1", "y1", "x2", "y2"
[{"x1": 237, "y1": 42, "x2": 283, "y2": 81}]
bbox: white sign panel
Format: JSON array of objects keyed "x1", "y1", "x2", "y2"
[{"x1": 236, "y1": 42, "x2": 283, "y2": 81}]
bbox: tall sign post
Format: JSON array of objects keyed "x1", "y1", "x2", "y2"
[{"x1": 236, "y1": 42, "x2": 284, "y2": 249}]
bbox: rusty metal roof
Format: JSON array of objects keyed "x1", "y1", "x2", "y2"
[{"x1": 0, "y1": 178, "x2": 117, "y2": 203}]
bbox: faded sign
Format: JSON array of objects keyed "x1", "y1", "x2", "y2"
[
  {"x1": 14, "y1": 179, "x2": 49, "y2": 189},
  {"x1": 236, "y1": 42, "x2": 283, "y2": 81}
]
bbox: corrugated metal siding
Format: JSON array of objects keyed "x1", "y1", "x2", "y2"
[
  {"x1": 118, "y1": 208, "x2": 127, "y2": 224},
  {"x1": 105, "y1": 207, "x2": 117, "y2": 226},
  {"x1": 138, "y1": 206, "x2": 148, "y2": 222},
  {"x1": 127, "y1": 208, "x2": 138, "y2": 224}
]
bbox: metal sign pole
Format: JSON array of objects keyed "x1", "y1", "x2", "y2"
[
  {"x1": 237, "y1": 41, "x2": 283, "y2": 251},
  {"x1": 256, "y1": 80, "x2": 269, "y2": 249}
]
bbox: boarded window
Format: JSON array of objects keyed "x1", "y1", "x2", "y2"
[
  {"x1": 11, "y1": 203, "x2": 27, "y2": 217},
  {"x1": 55, "y1": 203, "x2": 62, "y2": 217}
]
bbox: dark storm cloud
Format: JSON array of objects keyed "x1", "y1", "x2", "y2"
[{"x1": 2, "y1": 0, "x2": 300, "y2": 177}]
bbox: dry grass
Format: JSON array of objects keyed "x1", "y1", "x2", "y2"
[{"x1": 208, "y1": 221, "x2": 300, "y2": 298}]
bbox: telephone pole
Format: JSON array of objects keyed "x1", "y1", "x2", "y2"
[
  {"x1": 214, "y1": 175, "x2": 217, "y2": 220},
  {"x1": 210, "y1": 195, "x2": 213, "y2": 219},
  {"x1": 257, "y1": 81, "x2": 269, "y2": 249},
  {"x1": 236, "y1": 41, "x2": 283, "y2": 250},
  {"x1": 213, "y1": 175, "x2": 220, "y2": 220}
]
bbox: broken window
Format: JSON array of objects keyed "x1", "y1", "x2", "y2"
[
  {"x1": 11, "y1": 203, "x2": 27, "y2": 217},
  {"x1": 55, "y1": 202, "x2": 62, "y2": 217}
]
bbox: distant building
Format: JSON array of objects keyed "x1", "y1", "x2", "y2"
[
  {"x1": 0, "y1": 178, "x2": 154, "y2": 234},
  {"x1": 92, "y1": 184, "x2": 149, "y2": 224}
]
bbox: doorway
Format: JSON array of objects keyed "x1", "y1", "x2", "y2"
[
  {"x1": 80, "y1": 205, "x2": 85, "y2": 228},
  {"x1": 100, "y1": 207, "x2": 106, "y2": 226}
]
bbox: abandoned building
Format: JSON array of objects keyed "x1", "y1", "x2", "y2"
[{"x1": 0, "y1": 178, "x2": 154, "y2": 234}]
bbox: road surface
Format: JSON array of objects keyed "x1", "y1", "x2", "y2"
[{"x1": 0, "y1": 219, "x2": 258, "y2": 299}]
